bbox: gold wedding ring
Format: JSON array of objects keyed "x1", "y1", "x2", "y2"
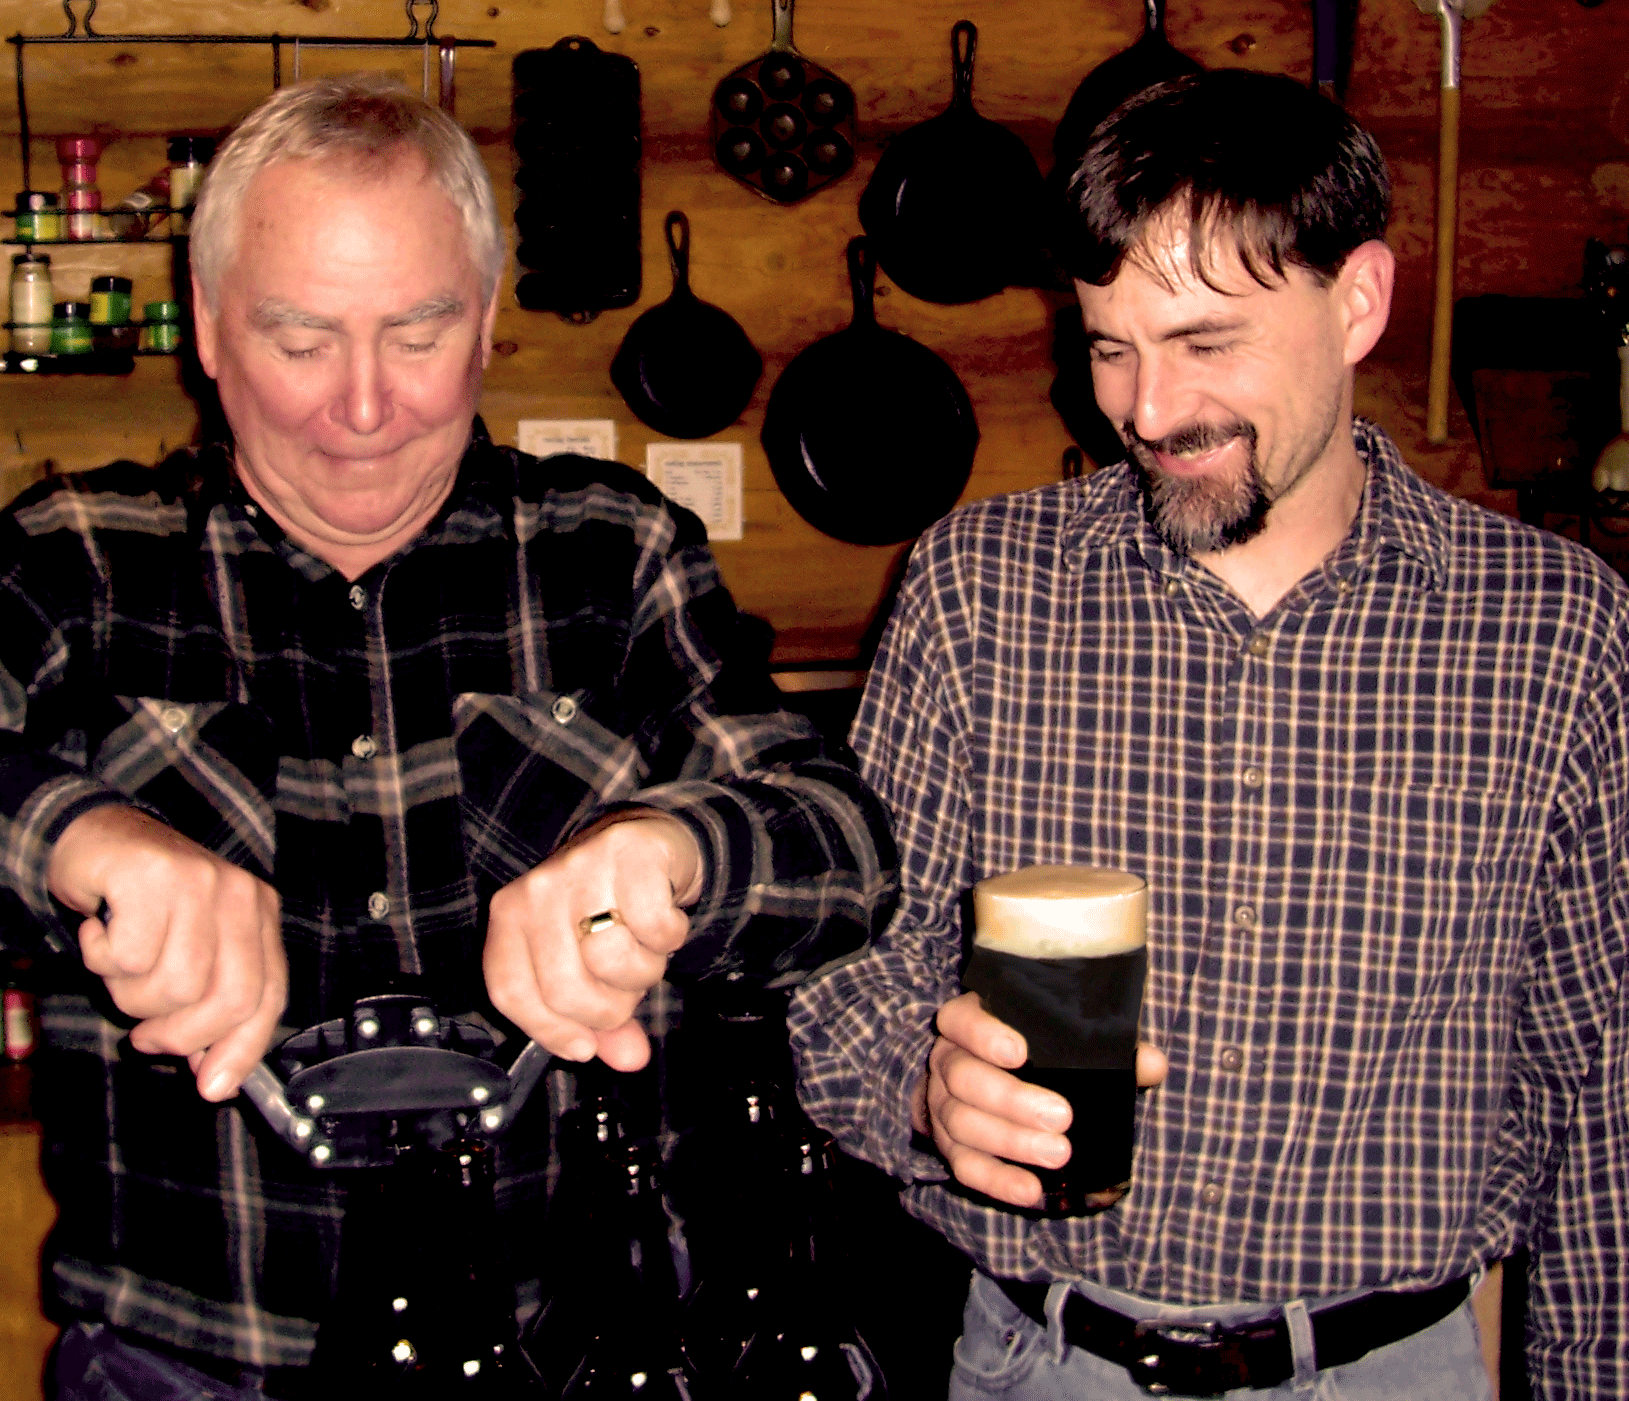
[{"x1": 578, "y1": 909, "x2": 621, "y2": 937}]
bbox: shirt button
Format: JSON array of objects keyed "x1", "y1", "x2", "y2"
[
  {"x1": 1233, "y1": 904, "x2": 1257, "y2": 929},
  {"x1": 1220, "y1": 1046, "x2": 1245, "y2": 1072},
  {"x1": 1241, "y1": 766, "x2": 1264, "y2": 788},
  {"x1": 351, "y1": 734, "x2": 378, "y2": 759},
  {"x1": 244, "y1": 504, "x2": 258, "y2": 518},
  {"x1": 551, "y1": 696, "x2": 578, "y2": 725},
  {"x1": 1163, "y1": 578, "x2": 1182, "y2": 598},
  {"x1": 1199, "y1": 1182, "x2": 1224, "y2": 1207},
  {"x1": 348, "y1": 584, "x2": 366, "y2": 610},
  {"x1": 1336, "y1": 578, "x2": 1353, "y2": 596},
  {"x1": 367, "y1": 891, "x2": 390, "y2": 921},
  {"x1": 158, "y1": 704, "x2": 188, "y2": 733},
  {"x1": 1247, "y1": 633, "x2": 1269, "y2": 657}
]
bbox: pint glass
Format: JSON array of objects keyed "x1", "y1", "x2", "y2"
[{"x1": 962, "y1": 865, "x2": 1148, "y2": 1216}]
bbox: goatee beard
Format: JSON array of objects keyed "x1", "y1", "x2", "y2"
[{"x1": 1126, "y1": 420, "x2": 1269, "y2": 556}]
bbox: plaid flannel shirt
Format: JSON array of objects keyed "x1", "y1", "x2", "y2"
[
  {"x1": 0, "y1": 425, "x2": 896, "y2": 1368},
  {"x1": 788, "y1": 419, "x2": 1629, "y2": 1396}
]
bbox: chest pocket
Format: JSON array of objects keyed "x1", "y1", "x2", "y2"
[
  {"x1": 452, "y1": 690, "x2": 650, "y2": 885},
  {"x1": 87, "y1": 696, "x2": 278, "y2": 879}
]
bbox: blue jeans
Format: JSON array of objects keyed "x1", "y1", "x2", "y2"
[
  {"x1": 51, "y1": 1323, "x2": 275, "y2": 1401},
  {"x1": 949, "y1": 1270, "x2": 1494, "y2": 1400}
]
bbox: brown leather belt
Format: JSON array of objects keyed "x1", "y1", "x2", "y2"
[{"x1": 996, "y1": 1273, "x2": 1472, "y2": 1397}]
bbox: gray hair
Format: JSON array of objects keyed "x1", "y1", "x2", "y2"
[{"x1": 189, "y1": 74, "x2": 505, "y2": 307}]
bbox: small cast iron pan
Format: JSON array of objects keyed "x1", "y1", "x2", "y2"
[
  {"x1": 762, "y1": 238, "x2": 978, "y2": 546},
  {"x1": 712, "y1": 0, "x2": 856, "y2": 204},
  {"x1": 858, "y1": 20, "x2": 1047, "y2": 305},
  {"x1": 1051, "y1": 0, "x2": 1200, "y2": 178},
  {"x1": 611, "y1": 212, "x2": 763, "y2": 439}
]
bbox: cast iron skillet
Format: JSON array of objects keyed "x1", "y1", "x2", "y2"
[
  {"x1": 612, "y1": 212, "x2": 763, "y2": 439},
  {"x1": 762, "y1": 237, "x2": 978, "y2": 546},
  {"x1": 858, "y1": 21, "x2": 1047, "y2": 305},
  {"x1": 1051, "y1": 0, "x2": 1200, "y2": 178}
]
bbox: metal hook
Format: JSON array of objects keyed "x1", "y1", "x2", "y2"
[
  {"x1": 60, "y1": 0, "x2": 98, "y2": 38},
  {"x1": 405, "y1": 0, "x2": 440, "y2": 40}
]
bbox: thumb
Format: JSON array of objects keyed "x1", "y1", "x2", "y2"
[{"x1": 595, "y1": 1020, "x2": 652, "y2": 1074}]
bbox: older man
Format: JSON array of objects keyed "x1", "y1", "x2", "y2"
[
  {"x1": 790, "y1": 70, "x2": 1629, "y2": 1399},
  {"x1": 0, "y1": 77, "x2": 895, "y2": 1395}
]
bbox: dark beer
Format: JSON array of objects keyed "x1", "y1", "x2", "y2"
[{"x1": 964, "y1": 866, "x2": 1148, "y2": 1216}]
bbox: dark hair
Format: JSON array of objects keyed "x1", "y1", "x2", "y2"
[{"x1": 1057, "y1": 69, "x2": 1391, "y2": 290}]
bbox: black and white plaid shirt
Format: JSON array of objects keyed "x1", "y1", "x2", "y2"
[
  {"x1": 0, "y1": 426, "x2": 896, "y2": 1368},
  {"x1": 789, "y1": 419, "x2": 1629, "y2": 1393}
]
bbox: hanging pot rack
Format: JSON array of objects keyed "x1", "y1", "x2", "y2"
[{"x1": 8, "y1": 0, "x2": 496, "y2": 185}]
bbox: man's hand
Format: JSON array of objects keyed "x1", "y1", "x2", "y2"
[
  {"x1": 484, "y1": 814, "x2": 702, "y2": 1074},
  {"x1": 914, "y1": 990, "x2": 1168, "y2": 1209},
  {"x1": 47, "y1": 805, "x2": 286, "y2": 1102}
]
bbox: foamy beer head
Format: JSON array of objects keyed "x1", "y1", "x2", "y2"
[{"x1": 972, "y1": 865, "x2": 1147, "y2": 960}]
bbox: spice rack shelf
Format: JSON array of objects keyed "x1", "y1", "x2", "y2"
[{"x1": 4, "y1": 0, "x2": 494, "y2": 376}]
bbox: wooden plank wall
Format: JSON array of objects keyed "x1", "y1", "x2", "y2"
[{"x1": 0, "y1": 0, "x2": 1626, "y2": 660}]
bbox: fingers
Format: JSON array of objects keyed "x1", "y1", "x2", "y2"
[
  {"x1": 927, "y1": 1031, "x2": 1071, "y2": 1209},
  {"x1": 484, "y1": 816, "x2": 700, "y2": 1065},
  {"x1": 188, "y1": 917, "x2": 289, "y2": 1102},
  {"x1": 49, "y1": 805, "x2": 287, "y2": 1099},
  {"x1": 925, "y1": 994, "x2": 1166, "y2": 1211}
]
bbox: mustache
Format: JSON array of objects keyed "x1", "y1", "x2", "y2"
[{"x1": 1124, "y1": 420, "x2": 1257, "y2": 459}]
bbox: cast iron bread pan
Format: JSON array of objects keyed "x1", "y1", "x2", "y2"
[
  {"x1": 762, "y1": 237, "x2": 978, "y2": 546},
  {"x1": 612, "y1": 212, "x2": 763, "y2": 439},
  {"x1": 859, "y1": 21, "x2": 1046, "y2": 306}
]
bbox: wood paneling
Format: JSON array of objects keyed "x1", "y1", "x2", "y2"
[{"x1": 0, "y1": 0, "x2": 1622, "y2": 663}]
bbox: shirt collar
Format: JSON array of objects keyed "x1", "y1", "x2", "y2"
[{"x1": 1066, "y1": 416, "x2": 1447, "y2": 590}]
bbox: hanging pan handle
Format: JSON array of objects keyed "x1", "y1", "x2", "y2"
[
  {"x1": 950, "y1": 20, "x2": 978, "y2": 111},
  {"x1": 847, "y1": 236, "x2": 879, "y2": 329},
  {"x1": 664, "y1": 211, "x2": 693, "y2": 295},
  {"x1": 770, "y1": 0, "x2": 797, "y2": 53}
]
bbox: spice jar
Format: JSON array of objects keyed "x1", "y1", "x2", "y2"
[
  {"x1": 139, "y1": 299, "x2": 181, "y2": 353},
  {"x1": 167, "y1": 136, "x2": 215, "y2": 234},
  {"x1": 91, "y1": 276, "x2": 136, "y2": 352},
  {"x1": 52, "y1": 301, "x2": 93, "y2": 355},
  {"x1": 9, "y1": 252, "x2": 53, "y2": 354},
  {"x1": 90, "y1": 275, "x2": 132, "y2": 326},
  {"x1": 58, "y1": 134, "x2": 105, "y2": 242},
  {"x1": 13, "y1": 191, "x2": 61, "y2": 242}
]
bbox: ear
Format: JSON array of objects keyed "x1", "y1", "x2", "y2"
[
  {"x1": 190, "y1": 271, "x2": 219, "y2": 380},
  {"x1": 479, "y1": 285, "x2": 500, "y2": 371},
  {"x1": 1335, "y1": 240, "x2": 1395, "y2": 368}
]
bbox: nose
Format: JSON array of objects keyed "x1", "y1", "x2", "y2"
[
  {"x1": 334, "y1": 341, "x2": 392, "y2": 436},
  {"x1": 1129, "y1": 351, "x2": 1194, "y2": 448}
]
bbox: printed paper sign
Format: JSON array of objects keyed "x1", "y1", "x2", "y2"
[
  {"x1": 516, "y1": 419, "x2": 618, "y2": 461},
  {"x1": 645, "y1": 442, "x2": 744, "y2": 542}
]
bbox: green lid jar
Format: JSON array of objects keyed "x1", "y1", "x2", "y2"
[
  {"x1": 13, "y1": 192, "x2": 61, "y2": 243},
  {"x1": 89, "y1": 275, "x2": 132, "y2": 326},
  {"x1": 50, "y1": 300, "x2": 92, "y2": 355},
  {"x1": 139, "y1": 300, "x2": 181, "y2": 353}
]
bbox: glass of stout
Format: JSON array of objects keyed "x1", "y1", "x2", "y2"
[{"x1": 962, "y1": 865, "x2": 1148, "y2": 1216}]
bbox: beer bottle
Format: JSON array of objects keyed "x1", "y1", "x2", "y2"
[
  {"x1": 724, "y1": 1119, "x2": 887, "y2": 1401},
  {"x1": 676, "y1": 1074, "x2": 800, "y2": 1385},
  {"x1": 313, "y1": 1137, "x2": 541, "y2": 1396},
  {"x1": 527, "y1": 1088, "x2": 690, "y2": 1398}
]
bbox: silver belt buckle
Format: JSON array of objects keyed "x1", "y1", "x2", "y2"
[{"x1": 1126, "y1": 1317, "x2": 1250, "y2": 1397}]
